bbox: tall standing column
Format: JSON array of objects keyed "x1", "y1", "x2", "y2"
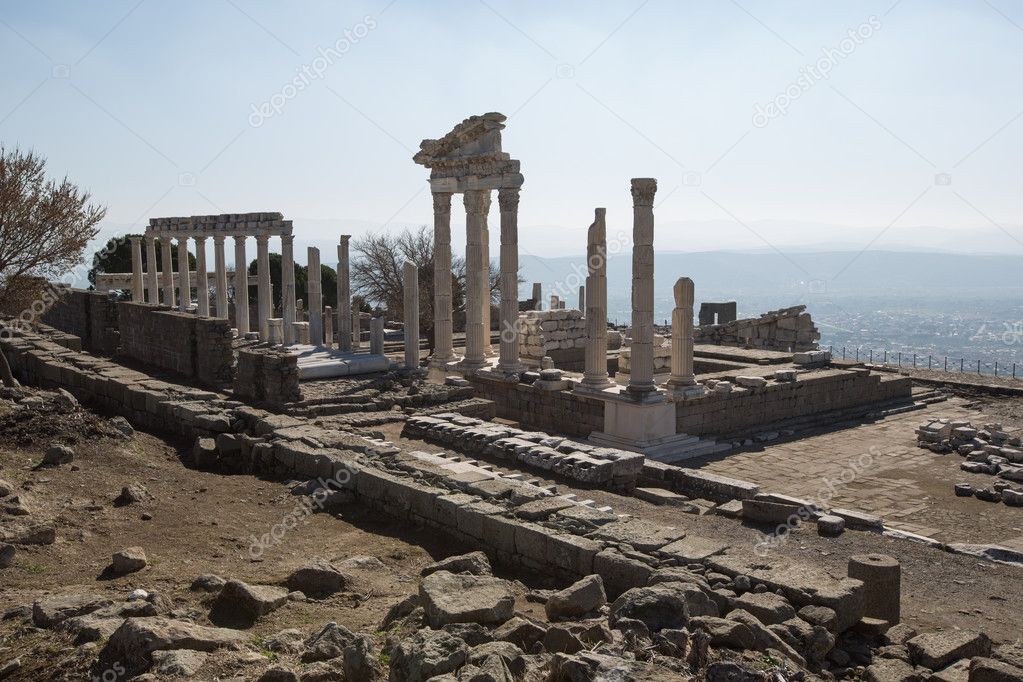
[
  {"x1": 307, "y1": 246, "x2": 323, "y2": 346},
  {"x1": 431, "y1": 193, "x2": 454, "y2": 363},
  {"x1": 581, "y1": 208, "x2": 612, "y2": 389},
  {"x1": 160, "y1": 236, "x2": 175, "y2": 307},
  {"x1": 481, "y1": 193, "x2": 493, "y2": 356},
  {"x1": 627, "y1": 178, "x2": 658, "y2": 399},
  {"x1": 129, "y1": 237, "x2": 144, "y2": 302},
  {"x1": 667, "y1": 277, "x2": 698, "y2": 392},
  {"x1": 403, "y1": 261, "x2": 420, "y2": 369},
  {"x1": 337, "y1": 235, "x2": 352, "y2": 352},
  {"x1": 281, "y1": 235, "x2": 297, "y2": 345},
  {"x1": 496, "y1": 187, "x2": 524, "y2": 373},
  {"x1": 578, "y1": 285, "x2": 585, "y2": 312},
  {"x1": 531, "y1": 283, "x2": 542, "y2": 310},
  {"x1": 145, "y1": 236, "x2": 159, "y2": 304},
  {"x1": 233, "y1": 236, "x2": 250, "y2": 335},
  {"x1": 176, "y1": 237, "x2": 191, "y2": 312},
  {"x1": 462, "y1": 190, "x2": 488, "y2": 369},
  {"x1": 256, "y1": 235, "x2": 271, "y2": 340},
  {"x1": 194, "y1": 236, "x2": 209, "y2": 316},
  {"x1": 214, "y1": 236, "x2": 229, "y2": 319}
]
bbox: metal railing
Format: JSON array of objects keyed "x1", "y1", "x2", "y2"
[{"x1": 828, "y1": 346, "x2": 1017, "y2": 379}]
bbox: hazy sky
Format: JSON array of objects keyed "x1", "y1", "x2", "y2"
[{"x1": 2, "y1": 0, "x2": 1022, "y2": 258}]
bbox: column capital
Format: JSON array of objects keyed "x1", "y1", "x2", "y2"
[
  {"x1": 233, "y1": 234, "x2": 247, "y2": 245},
  {"x1": 194, "y1": 234, "x2": 207, "y2": 244},
  {"x1": 339, "y1": 234, "x2": 351, "y2": 245},
  {"x1": 255, "y1": 234, "x2": 270, "y2": 245},
  {"x1": 497, "y1": 187, "x2": 520, "y2": 212},
  {"x1": 280, "y1": 234, "x2": 294, "y2": 245},
  {"x1": 432, "y1": 192, "x2": 453, "y2": 215},
  {"x1": 213, "y1": 234, "x2": 225, "y2": 245},
  {"x1": 463, "y1": 189, "x2": 489, "y2": 216},
  {"x1": 630, "y1": 177, "x2": 657, "y2": 207}
]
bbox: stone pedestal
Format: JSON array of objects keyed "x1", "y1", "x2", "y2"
[
  {"x1": 848, "y1": 554, "x2": 900, "y2": 625},
  {"x1": 580, "y1": 208, "x2": 613, "y2": 391},
  {"x1": 194, "y1": 236, "x2": 209, "y2": 316},
  {"x1": 176, "y1": 237, "x2": 190, "y2": 312},
  {"x1": 282, "y1": 235, "x2": 297, "y2": 345},
  {"x1": 214, "y1": 236, "x2": 229, "y2": 319},
  {"x1": 496, "y1": 188, "x2": 524, "y2": 374},
  {"x1": 337, "y1": 235, "x2": 352, "y2": 352},
  {"x1": 267, "y1": 318, "x2": 284, "y2": 346},
  {"x1": 307, "y1": 246, "x2": 323, "y2": 346},
  {"x1": 130, "y1": 237, "x2": 144, "y2": 302},
  {"x1": 589, "y1": 395, "x2": 688, "y2": 454},
  {"x1": 550, "y1": 295, "x2": 559, "y2": 310},
  {"x1": 403, "y1": 261, "x2": 420, "y2": 369},
  {"x1": 626, "y1": 178, "x2": 659, "y2": 400},
  {"x1": 233, "y1": 236, "x2": 250, "y2": 336},
  {"x1": 256, "y1": 235, "x2": 271, "y2": 340},
  {"x1": 145, "y1": 236, "x2": 159, "y2": 304},
  {"x1": 294, "y1": 321, "x2": 310, "y2": 345},
  {"x1": 370, "y1": 317, "x2": 385, "y2": 355},
  {"x1": 432, "y1": 193, "x2": 455, "y2": 363}
]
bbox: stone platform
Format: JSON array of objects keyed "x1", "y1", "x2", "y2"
[{"x1": 290, "y1": 345, "x2": 390, "y2": 380}]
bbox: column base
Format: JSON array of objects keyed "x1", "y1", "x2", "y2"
[
  {"x1": 574, "y1": 379, "x2": 617, "y2": 397},
  {"x1": 625, "y1": 382, "x2": 666, "y2": 404},
  {"x1": 494, "y1": 360, "x2": 526, "y2": 376}
]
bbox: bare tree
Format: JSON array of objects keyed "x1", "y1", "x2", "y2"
[{"x1": 0, "y1": 147, "x2": 106, "y2": 386}]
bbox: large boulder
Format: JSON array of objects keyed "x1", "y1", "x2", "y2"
[
  {"x1": 609, "y1": 583, "x2": 691, "y2": 632},
  {"x1": 969, "y1": 657, "x2": 1023, "y2": 682},
  {"x1": 302, "y1": 622, "x2": 356, "y2": 662},
  {"x1": 908, "y1": 631, "x2": 991, "y2": 671},
  {"x1": 389, "y1": 629, "x2": 468, "y2": 682},
  {"x1": 688, "y1": 616, "x2": 756, "y2": 649},
  {"x1": 95, "y1": 617, "x2": 245, "y2": 677},
  {"x1": 421, "y1": 551, "x2": 492, "y2": 577},
  {"x1": 286, "y1": 558, "x2": 352, "y2": 597},
  {"x1": 210, "y1": 579, "x2": 289, "y2": 625},
  {"x1": 545, "y1": 575, "x2": 606, "y2": 621},
  {"x1": 343, "y1": 634, "x2": 384, "y2": 681},
  {"x1": 734, "y1": 592, "x2": 795, "y2": 625},
  {"x1": 33, "y1": 594, "x2": 113, "y2": 628},
  {"x1": 111, "y1": 547, "x2": 148, "y2": 575},
  {"x1": 419, "y1": 571, "x2": 515, "y2": 628}
]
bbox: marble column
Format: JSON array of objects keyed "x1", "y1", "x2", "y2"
[
  {"x1": 578, "y1": 285, "x2": 585, "y2": 312},
  {"x1": 160, "y1": 236, "x2": 175, "y2": 307},
  {"x1": 233, "y1": 236, "x2": 250, "y2": 335},
  {"x1": 481, "y1": 194, "x2": 493, "y2": 356},
  {"x1": 370, "y1": 316, "x2": 385, "y2": 355},
  {"x1": 403, "y1": 261, "x2": 419, "y2": 369},
  {"x1": 626, "y1": 178, "x2": 658, "y2": 399},
  {"x1": 307, "y1": 246, "x2": 323, "y2": 346},
  {"x1": 194, "y1": 236, "x2": 209, "y2": 316},
  {"x1": 550, "y1": 295, "x2": 559, "y2": 310},
  {"x1": 281, "y1": 235, "x2": 297, "y2": 345},
  {"x1": 176, "y1": 237, "x2": 191, "y2": 312},
  {"x1": 581, "y1": 208, "x2": 612, "y2": 389},
  {"x1": 324, "y1": 306, "x2": 334, "y2": 347},
  {"x1": 129, "y1": 237, "x2": 144, "y2": 302},
  {"x1": 352, "y1": 307, "x2": 362, "y2": 349},
  {"x1": 667, "y1": 277, "x2": 698, "y2": 391},
  {"x1": 496, "y1": 187, "x2": 524, "y2": 373},
  {"x1": 337, "y1": 235, "x2": 352, "y2": 352},
  {"x1": 462, "y1": 190, "x2": 488, "y2": 369},
  {"x1": 145, "y1": 236, "x2": 159, "y2": 304},
  {"x1": 214, "y1": 236, "x2": 229, "y2": 319},
  {"x1": 531, "y1": 283, "x2": 542, "y2": 310},
  {"x1": 431, "y1": 193, "x2": 455, "y2": 363},
  {"x1": 256, "y1": 235, "x2": 271, "y2": 340}
]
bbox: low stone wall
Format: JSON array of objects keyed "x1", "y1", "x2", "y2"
[
  {"x1": 117, "y1": 302, "x2": 233, "y2": 388},
  {"x1": 694, "y1": 305, "x2": 819, "y2": 352},
  {"x1": 234, "y1": 347, "x2": 301, "y2": 406},
  {"x1": 468, "y1": 373, "x2": 604, "y2": 437},
  {"x1": 40, "y1": 287, "x2": 120, "y2": 354},
  {"x1": 618, "y1": 333, "x2": 671, "y2": 374},
  {"x1": 518, "y1": 309, "x2": 586, "y2": 370},
  {"x1": 676, "y1": 368, "x2": 913, "y2": 438}
]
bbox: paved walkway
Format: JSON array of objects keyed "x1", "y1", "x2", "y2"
[{"x1": 688, "y1": 397, "x2": 1023, "y2": 548}]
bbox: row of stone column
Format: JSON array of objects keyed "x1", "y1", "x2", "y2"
[
  {"x1": 130, "y1": 234, "x2": 291, "y2": 344},
  {"x1": 431, "y1": 187, "x2": 523, "y2": 374}
]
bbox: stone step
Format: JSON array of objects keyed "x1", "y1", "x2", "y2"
[{"x1": 646, "y1": 438, "x2": 731, "y2": 464}]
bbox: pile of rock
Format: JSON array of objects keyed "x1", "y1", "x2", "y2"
[
  {"x1": 917, "y1": 418, "x2": 1023, "y2": 506},
  {"x1": 402, "y1": 413, "x2": 645, "y2": 488},
  {"x1": 517, "y1": 309, "x2": 587, "y2": 365},
  {"x1": 694, "y1": 304, "x2": 820, "y2": 352}
]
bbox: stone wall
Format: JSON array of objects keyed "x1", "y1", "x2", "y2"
[
  {"x1": 698, "y1": 301, "x2": 737, "y2": 326},
  {"x1": 40, "y1": 287, "x2": 120, "y2": 354},
  {"x1": 618, "y1": 333, "x2": 670, "y2": 374},
  {"x1": 117, "y1": 302, "x2": 233, "y2": 388},
  {"x1": 468, "y1": 373, "x2": 604, "y2": 437},
  {"x1": 676, "y1": 368, "x2": 912, "y2": 438},
  {"x1": 234, "y1": 347, "x2": 301, "y2": 406},
  {"x1": 694, "y1": 304, "x2": 819, "y2": 352},
  {"x1": 517, "y1": 309, "x2": 587, "y2": 370}
]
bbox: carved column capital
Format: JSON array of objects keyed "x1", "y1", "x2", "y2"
[
  {"x1": 280, "y1": 234, "x2": 294, "y2": 246},
  {"x1": 433, "y1": 191, "x2": 453, "y2": 216},
  {"x1": 213, "y1": 235, "x2": 225, "y2": 245},
  {"x1": 631, "y1": 177, "x2": 657, "y2": 207},
  {"x1": 497, "y1": 187, "x2": 520, "y2": 212},
  {"x1": 463, "y1": 189, "x2": 490, "y2": 216}
]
